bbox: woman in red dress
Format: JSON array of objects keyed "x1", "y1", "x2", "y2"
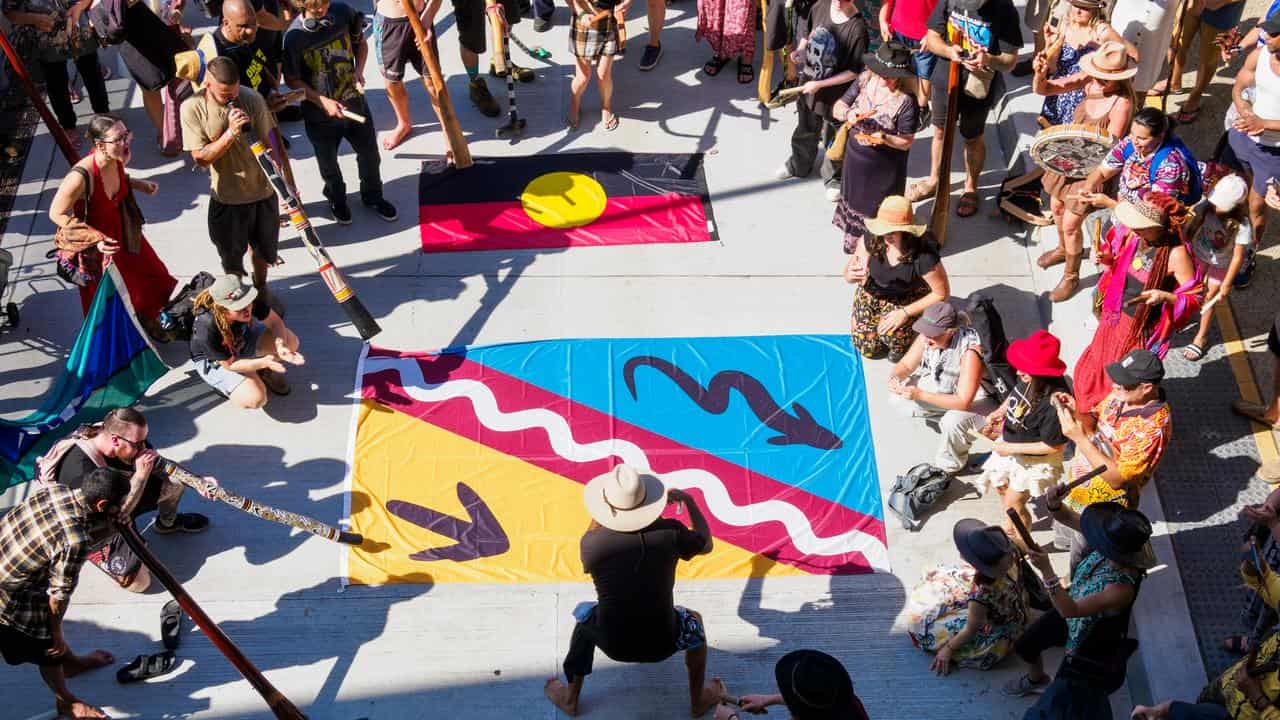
[
  {"x1": 48, "y1": 114, "x2": 177, "y2": 324},
  {"x1": 1073, "y1": 192, "x2": 1204, "y2": 410}
]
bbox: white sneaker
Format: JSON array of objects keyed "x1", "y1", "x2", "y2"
[
  {"x1": 825, "y1": 186, "x2": 841, "y2": 203},
  {"x1": 775, "y1": 164, "x2": 794, "y2": 181}
]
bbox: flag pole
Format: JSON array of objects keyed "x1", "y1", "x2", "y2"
[{"x1": 0, "y1": 28, "x2": 81, "y2": 165}]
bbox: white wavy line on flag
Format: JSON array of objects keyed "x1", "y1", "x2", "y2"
[{"x1": 364, "y1": 357, "x2": 890, "y2": 570}]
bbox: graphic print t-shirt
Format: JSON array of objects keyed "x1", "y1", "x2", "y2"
[
  {"x1": 282, "y1": 2, "x2": 366, "y2": 124},
  {"x1": 926, "y1": 0, "x2": 1021, "y2": 102}
]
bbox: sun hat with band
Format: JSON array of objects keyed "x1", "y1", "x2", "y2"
[
  {"x1": 1067, "y1": 0, "x2": 1106, "y2": 9},
  {"x1": 863, "y1": 42, "x2": 916, "y2": 81},
  {"x1": 953, "y1": 518, "x2": 1017, "y2": 579},
  {"x1": 774, "y1": 650, "x2": 870, "y2": 720},
  {"x1": 1006, "y1": 330, "x2": 1067, "y2": 377},
  {"x1": 1113, "y1": 194, "x2": 1168, "y2": 231},
  {"x1": 208, "y1": 275, "x2": 258, "y2": 312},
  {"x1": 864, "y1": 195, "x2": 927, "y2": 237},
  {"x1": 1080, "y1": 502, "x2": 1158, "y2": 570},
  {"x1": 1079, "y1": 41, "x2": 1138, "y2": 82},
  {"x1": 583, "y1": 465, "x2": 667, "y2": 532},
  {"x1": 912, "y1": 301, "x2": 958, "y2": 338}
]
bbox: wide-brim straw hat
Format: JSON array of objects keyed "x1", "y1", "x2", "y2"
[
  {"x1": 583, "y1": 465, "x2": 667, "y2": 532},
  {"x1": 1113, "y1": 197, "x2": 1166, "y2": 230},
  {"x1": 1079, "y1": 41, "x2": 1138, "y2": 81},
  {"x1": 864, "y1": 195, "x2": 927, "y2": 237}
]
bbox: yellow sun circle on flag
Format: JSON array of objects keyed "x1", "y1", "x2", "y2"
[{"x1": 520, "y1": 172, "x2": 607, "y2": 229}]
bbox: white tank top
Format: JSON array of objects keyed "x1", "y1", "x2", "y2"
[{"x1": 1253, "y1": 48, "x2": 1280, "y2": 147}]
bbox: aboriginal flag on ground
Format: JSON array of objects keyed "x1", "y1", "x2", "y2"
[{"x1": 419, "y1": 152, "x2": 716, "y2": 253}]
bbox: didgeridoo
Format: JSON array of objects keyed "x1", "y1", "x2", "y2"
[
  {"x1": 487, "y1": 0, "x2": 507, "y2": 75},
  {"x1": 112, "y1": 521, "x2": 308, "y2": 719},
  {"x1": 403, "y1": 0, "x2": 473, "y2": 168},
  {"x1": 928, "y1": 52, "x2": 962, "y2": 244},
  {"x1": 233, "y1": 117, "x2": 382, "y2": 340},
  {"x1": 757, "y1": 0, "x2": 772, "y2": 104},
  {"x1": 159, "y1": 460, "x2": 363, "y2": 546}
]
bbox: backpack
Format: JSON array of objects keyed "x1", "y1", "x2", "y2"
[
  {"x1": 887, "y1": 464, "x2": 952, "y2": 531},
  {"x1": 153, "y1": 271, "x2": 216, "y2": 342},
  {"x1": 1120, "y1": 136, "x2": 1203, "y2": 205},
  {"x1": 964, "y1": 293, "x2": 1016, "y2": 400},
  {"x1": 803, "y1": 25, "x2": 838, "y2": 82}
]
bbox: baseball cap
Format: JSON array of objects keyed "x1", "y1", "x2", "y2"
[
  {"x1": 1207, "y1": 174, "x2": 1248, "y2": 213},
  {"x1": 1105, "y1": 349, "x2": 1165, "y2": 386},
  {"x1": 208, "y1": 274, "x2": 258, "y2": 312},
  {"x1": 912, "y1": 302, "x2": 958, "y2": 338}
]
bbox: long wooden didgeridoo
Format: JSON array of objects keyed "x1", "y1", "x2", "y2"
[
  {"x1": 488, "y1": 0, "x2": 508, "y2": 75},
  {"x1": 928, "y1": 53, "x2": 962, "y2": 244},
  {"x1": 112, "y1": 521, "x2": 308, "y2": 720},
  {"x1": 0, "y1": 28, "x2": 81, "y2": 165},
  {"x1": 159, "y1": 459, "x2": 363, "y2": 545},
  {"x1": 757, "y1": 0, "x2": 772, "y2": 104},
  {"x1": 402, "y1": 0, "x2": 473, "y2": 168}
]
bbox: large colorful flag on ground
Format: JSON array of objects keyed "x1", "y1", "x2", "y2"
[
  {"x1": 419, "y1": 152, "x2": 715, "y2": 253},
  {"x1": 0, "y1": 267, "x2": 167, "y2": 488},
  {"x1": 344, "y1": 335, "x2": 887, "y2": 586}
]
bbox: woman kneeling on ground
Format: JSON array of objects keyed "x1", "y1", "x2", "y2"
[
  {"x1": 844, "y1": 195, "x2": 949, "y2": 362},
  {"x1": 906, "y1": 519, "x2": 1030, "y2": 674},
  {"x1": 189, "y1": 275, "x2": 304, "y2": 409}
]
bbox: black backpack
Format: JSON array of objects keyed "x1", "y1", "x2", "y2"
[
  {"x1": 887, "y1": 464, "x2": 952, "y2": 531},
  {"x1": 152, "y1": 272, "x2": 216, "y2": 343},
  {"x1": 965, "y1": 293, "x2": 1016, "y2": 400}
]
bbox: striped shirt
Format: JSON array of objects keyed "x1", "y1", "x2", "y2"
[{"x1": 0, "y1": 485, "x2": 93, "y2": 638}]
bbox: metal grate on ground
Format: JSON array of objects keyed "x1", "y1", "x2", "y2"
[{"x1": 1158, "y1": 321, "x2": 1271, "y2": 677}]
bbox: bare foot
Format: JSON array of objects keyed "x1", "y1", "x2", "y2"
[
  {"x1": 544, "y1": 677, "x2": 579, "y2": 716},
  {"x1": 64, "y1": 649, "x2": 114, "y2": 678},
  {"x1": 382, "y1": 124, "x2": 413, "y2": 151},
  {"x1": 56, "y1": 699, "x2": 109, "y2": 719},
  {"x1": 692, "y1": 677, "x2": 726, "y2": 717}
]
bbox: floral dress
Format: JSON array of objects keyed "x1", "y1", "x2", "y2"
[
  {"x1": 906, "y1": 564, "x2": 1029, "y2": 670},
  {"x1": 1065, "y1": 551, "x2": 1142, "y2": 652},
  {"x1": 1040, "y1": 41, "x2": 1097, "y2": 126}
]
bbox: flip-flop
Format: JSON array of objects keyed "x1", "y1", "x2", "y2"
[
  {"x1": 603, "y1": 112, "x2": 620, "y2": 131},
  {"x1": 565, "y1": 112, "x2": 579, "y2": 130},
  {"x1": 1174, "y1": 106, "x2": 1201, "y2": 124},
  {"x1": 956, "y1": 191, "x2": 979, "y2": 218},
  {"x1": 1223, "y1": 635, "x2": 1250, "y2": 655},
  {"x1": 116, "y1": 651, "x2": 178, "y2": 684},
  {"x1": 160, "y1": 599, "x2": 183, "y2": 651},
  {"x1": 1183, "y1": 343, "x2": 1205, "y2": 361}
]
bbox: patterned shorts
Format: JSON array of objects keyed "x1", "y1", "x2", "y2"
[
  {"x1": 570, "y1": 13, "x2": 620, "y2": 62},
  {"x1": 674, "y1": 606, "x2": 706, "y2": 651},
  {"x1": 850, "y1": 284, "x2": 928, "y2": 360}
]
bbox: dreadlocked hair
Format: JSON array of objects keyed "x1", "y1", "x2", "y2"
[
  {"x1": 1124, "y1": 192, "x2": 1184, "y2": 349},
  {"x1": 192, "y1": 289, "x2": 239, "y2": 357}
]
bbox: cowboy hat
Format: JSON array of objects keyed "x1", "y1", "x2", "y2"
[
  {"x1": 1067, "y1": 0, "x2": 1106, "y2": 10},
  {"x1": 775, "y1": 650, "x2": 870, "y2": 720},
  {"x1": 583, "y1": 465, "x2": 667, "y2": 532},
  {"x1": 863, "y1": 42, "x2": 916, "y2": 81},
  {"x1": 1079, "y1": 41, "x2": 1138, "y2": 81},
  {"x1": 1006, "y1": 330, "x2": 1067, "y2": 377},
  {"x1": 1113, "y1": 196, "x2": 1167, "y2": 231},
  {"x1": 953, "y1": 519, "x2": 1016, "y2": 579},
  {"x1": 864, "y1": 195, "x2": 927, "y2": 237},
  {"x1": 1080, "y1": 502, "x2": 1158, "y2": 570}
]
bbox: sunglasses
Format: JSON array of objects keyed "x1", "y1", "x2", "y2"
[{"x1": 112, "y1": 433, "x2": 145, "y2": 452}]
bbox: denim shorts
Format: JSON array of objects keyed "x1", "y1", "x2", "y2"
[
  {"x1": 893, "y1": 31, "x2": 937, "y2": 80},
  {"x1": 194, "y1": 322, "x2": 266, "y2": 396}
]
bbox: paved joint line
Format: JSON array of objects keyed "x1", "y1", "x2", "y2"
[{"x1": 1217, "y1": 298, "x2": 1279, "y2": 463}]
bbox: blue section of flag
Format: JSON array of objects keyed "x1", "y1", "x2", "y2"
[{"x1": 457, "y1": 335, "x2": 881, "y2": 520}]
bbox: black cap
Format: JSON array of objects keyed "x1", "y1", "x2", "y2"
[
  {"x1": 1262, "y1": 13, "x2": 1280, "y2": 37},
  {"x1": 1105, "y1": 349, "x2": 1165, "y2": 386}
]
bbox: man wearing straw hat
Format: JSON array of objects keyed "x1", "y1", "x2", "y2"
[{"x1": 544, "y1": 465, "x2": 725, "y2": 717}]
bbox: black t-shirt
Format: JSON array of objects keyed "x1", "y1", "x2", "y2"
[
  {"x1": 865, "y1": 244, "x2": 941, "y2": 301},
  {"x1": 188, "y1": 301, "x2": 269, "y2": 367},
  {"x1": 213, "y1": 28, "x2": 279, "y2": 98},
  {"x1": 798, "y1": 0, "x2": 868, "y2": 118},
  {"x1": 282, "y1": 2, "x2": 367, "y2": 125},
  {"x1": 926, "y1": 0, "x2": 1021, "y2": 103},
  {"x1": 55, "y1": 444, "x2": 132, "y2": 490},
  {"x1": 1000, "y1": 379, "x2": 1070, "y2": 447},
  {"x1": 581, "y1": 520, "x2": 706, "y2": 661}
]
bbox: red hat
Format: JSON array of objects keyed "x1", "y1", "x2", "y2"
[{"x1": 1006, "y1": 330, "x2": 1067, "y2": 377}]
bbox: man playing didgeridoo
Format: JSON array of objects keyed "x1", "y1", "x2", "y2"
[
  {"x1": 0, "y1": 468, "x2": 132, "y2": 719},
  {"x1": 35, "y1": 407, "x2": 216, "y2": 593},
  {"x1": 544, "y1": 465, "x2": 725, "y2": 717}
]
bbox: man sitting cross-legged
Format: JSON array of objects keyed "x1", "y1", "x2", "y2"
[{"x1": 544, "y1": 465, "x2": 725, "y2": 717}]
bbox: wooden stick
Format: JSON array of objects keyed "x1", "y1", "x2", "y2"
[
  {"x1": 402, "y1": 1, "x2": 473, "y2": 168},
  {"x1": 159, "y1": 459, "x2": 363, "y2": 545},
  {"x1": 0, "y1": 27, "x2": 80, "y2": 165},
  {"x1": 112, "y1": 521, "x2": 308, "y2": 719},
  {"x1": 775, "y1": 85, "x2": 804, "y2": 99},
  {"x1": 757, "y1": 0, "x2": 772, "y2": 105},
  {"x1": 929, "y1": 54, "x2": 962, "y2": 244},
  {"x1": 339, "y1": 108, "x2": 367, "y2": 124},
  {"x1": 487, "y1": 0, "x2": 507, "y2": 75},
  {"x1": 1006, "y1": 508, "x2": 1041, "y2": 552}
]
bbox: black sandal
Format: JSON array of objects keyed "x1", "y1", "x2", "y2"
[
  {"x1": 737, "y1": 58, "x2": 754, "y2": 84},
  {"x1": 703, "y1": 56, "x2": 729, "y2": 76},
  {"x1": 117, "y1": 651, "x2": 178, "y2": 684},
  {"x1": 160, "y1": 599, "x2": 183, "y2": 651}
]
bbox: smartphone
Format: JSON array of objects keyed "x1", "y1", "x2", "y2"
[
  {"x1": 1267, "y1": 176, "x2": 1280, "y2": 195},
  {"x1": 1047, "y1": 13, "x2": 1061, "y2": 31}
]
